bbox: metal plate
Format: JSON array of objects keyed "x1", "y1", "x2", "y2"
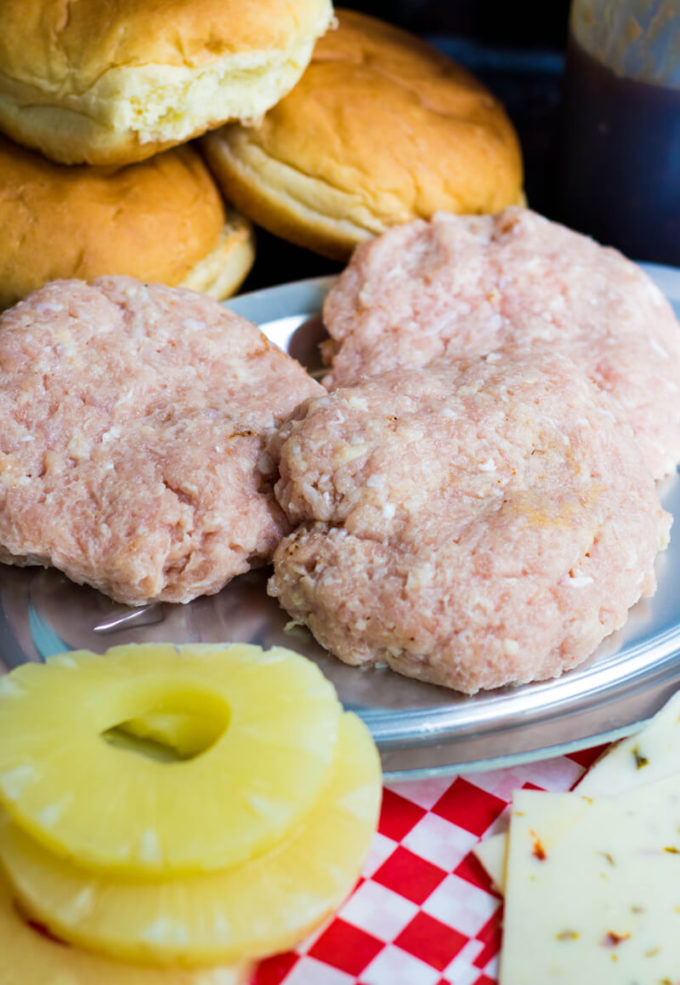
[{"x1": 2, "y1": 266, "x2": 680, "y2": 779}]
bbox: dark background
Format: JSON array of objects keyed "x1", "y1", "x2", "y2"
[
  {"x1": 344, "y1": 0, "x2": 571, "y2": 48},
  {"x1": 243, "y1": 0, "x2": 574, "y2": 290}
]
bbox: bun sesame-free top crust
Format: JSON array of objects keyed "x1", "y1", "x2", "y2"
[{"x1": 0, "y1": 0, "x2": 334, "y2": 165}]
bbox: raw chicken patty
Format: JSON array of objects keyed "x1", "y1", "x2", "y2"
[
  {"x1": 269, "y1": 347, "x2": 671, "y2": 693},
  {"x1": 322, "y1": 207, "x2": 680, "y2": 478},
  {"x1": 0, "y1": 276, "x2": 322, "y2": 605}
]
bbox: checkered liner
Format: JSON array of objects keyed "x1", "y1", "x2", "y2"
[{"x1": 250, "y1": 744, "x2": 608, "y2": 985}]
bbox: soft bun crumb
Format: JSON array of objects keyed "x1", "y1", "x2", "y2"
[
  {"x1": 202, "y1": 8, "x2": 524, "y2": 260},
  {"x1": 0, "y1": 0, "x2": 335, "y2": 165},
  {"x1": 0, "y1": 134, "x2": 253, "y2": 308}
]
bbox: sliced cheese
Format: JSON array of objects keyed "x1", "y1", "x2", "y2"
[
  {"x1": 475, "y1": 690, "x2": 680, "y2": 895},
  {"x1": 577, "y1": 691, "x2": 680, "y2": 797},
  {"x1": 473, "y1": 830, "x2": 507, "y2": 893},
  {"x1": 499, "y1": 777, "x2": 680, "y2": 984}
]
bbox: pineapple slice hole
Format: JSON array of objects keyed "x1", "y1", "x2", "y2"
[
  {"x1": 93, "y1": 679, "x2": 232, "y2": 743},
  {"x1": 102, "y1": 687, "x2": 231, "y2": 763}
]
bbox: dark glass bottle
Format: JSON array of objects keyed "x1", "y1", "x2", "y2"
[{"x1": 557, "y1": 0, "x2": 680, "y2": 264}]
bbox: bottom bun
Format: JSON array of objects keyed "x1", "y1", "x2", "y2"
[
  {"x1": 180, "y1": 211, "x2": 255, "y2": 300},
  {"x1": 0, "y1": 135, "x2": 253, "y2": 308}
]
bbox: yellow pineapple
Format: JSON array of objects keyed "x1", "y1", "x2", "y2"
[
  {"x1": 0, "y1": 712, "x2": 382, "y2": 967},
  {"x1": 0, "y1": 643, "x2": 342, "y2": 875},
  {"x1": 0, "y1": 869, "x2": 252, "y2": 985}
]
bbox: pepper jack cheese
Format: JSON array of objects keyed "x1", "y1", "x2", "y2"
[
  {"x1": 476, "y1": 690, "x2": 680, "y2": 893},
  {"x1": 499, "y1": 777, "x2": 680, "y2": 983},
  {"x1": 577, "y1": 691, "x2": 680, "y2": 797}
]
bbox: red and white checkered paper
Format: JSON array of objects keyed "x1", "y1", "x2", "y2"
[{"x1": 249, "y1": 744, "x2": 609, "y2": 985}]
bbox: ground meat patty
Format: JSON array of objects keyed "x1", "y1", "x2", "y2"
[
  {"x1": 268, "y1": 347, "x2": 671, "y2": 693},
  {"x1": 322, "y1": 206, "x2": 680, "y2": 479},
  {"x1": 0, "y1": 276, "x2": 322, "y2": 605}
]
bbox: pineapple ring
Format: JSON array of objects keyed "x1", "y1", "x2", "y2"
[
  {"x1": 0, "y1": 713, "x2": 382, "y2": 967},
  {"x1": 0, "y1": 643, "x2": 342, "y2": 875},
  {"x1": 0, "y1": 869, "x2": 252, "y2": 985}
]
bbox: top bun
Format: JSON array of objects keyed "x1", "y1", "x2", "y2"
[
  {"x1": 202, "y1": 9, "x2": 524, "y2": 260},
  {"x1": 0, "y1": 0, "x2": 334, "y2": 166}
]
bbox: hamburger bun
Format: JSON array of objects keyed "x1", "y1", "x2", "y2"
[
  {"x1": 201, "y1": 9, "x2": 524, "y2": 261},
  {"x1": 0, "y1": 134, "x2": 255, "y2": 309},
  {"x1": 0, "y1": 0, "x2": 334, "y2": 166}
]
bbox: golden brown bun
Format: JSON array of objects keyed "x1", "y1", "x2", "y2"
[
  {"x1": 201, "y1": 9, "x2": 524, "y2": 260},
  {"x1": 0, "y1": 0, "x2": 334, "y2": 165},
  {"x1": 0, "y1": 134, "x2": 254, "y2": 309}
]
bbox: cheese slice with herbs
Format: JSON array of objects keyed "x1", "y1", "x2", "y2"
[
  {"x1": 475, "y1": 690, "x2": 680, "y2": 894},
  {"x1": 577, "y1": 691, "x2": 680, "y2": 797},
  {"x1": 499, "y1": 776, "x2": 680, "y2": 984}
]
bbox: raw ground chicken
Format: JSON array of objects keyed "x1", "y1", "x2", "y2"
[
  {"x1": 268, "y1": 346, "x2": 671, "y2": 693},
  {"x1": 0, "y1": 276, "x2": 322, "y2": 605},
  {"x1": 322, "y1": 206, "x2": 680, "y2": 479}
]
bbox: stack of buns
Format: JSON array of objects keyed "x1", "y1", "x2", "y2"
[
  {"x1": 0, "y1": 1, "x2": 524, "y2": 306},
  {"x1": 0, "y1": 0, "x2": 335, "y2": 305}
]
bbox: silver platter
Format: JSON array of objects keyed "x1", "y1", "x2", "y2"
[{"x1": 2, "y1": 265, "x2": 680, "y2": 779}]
